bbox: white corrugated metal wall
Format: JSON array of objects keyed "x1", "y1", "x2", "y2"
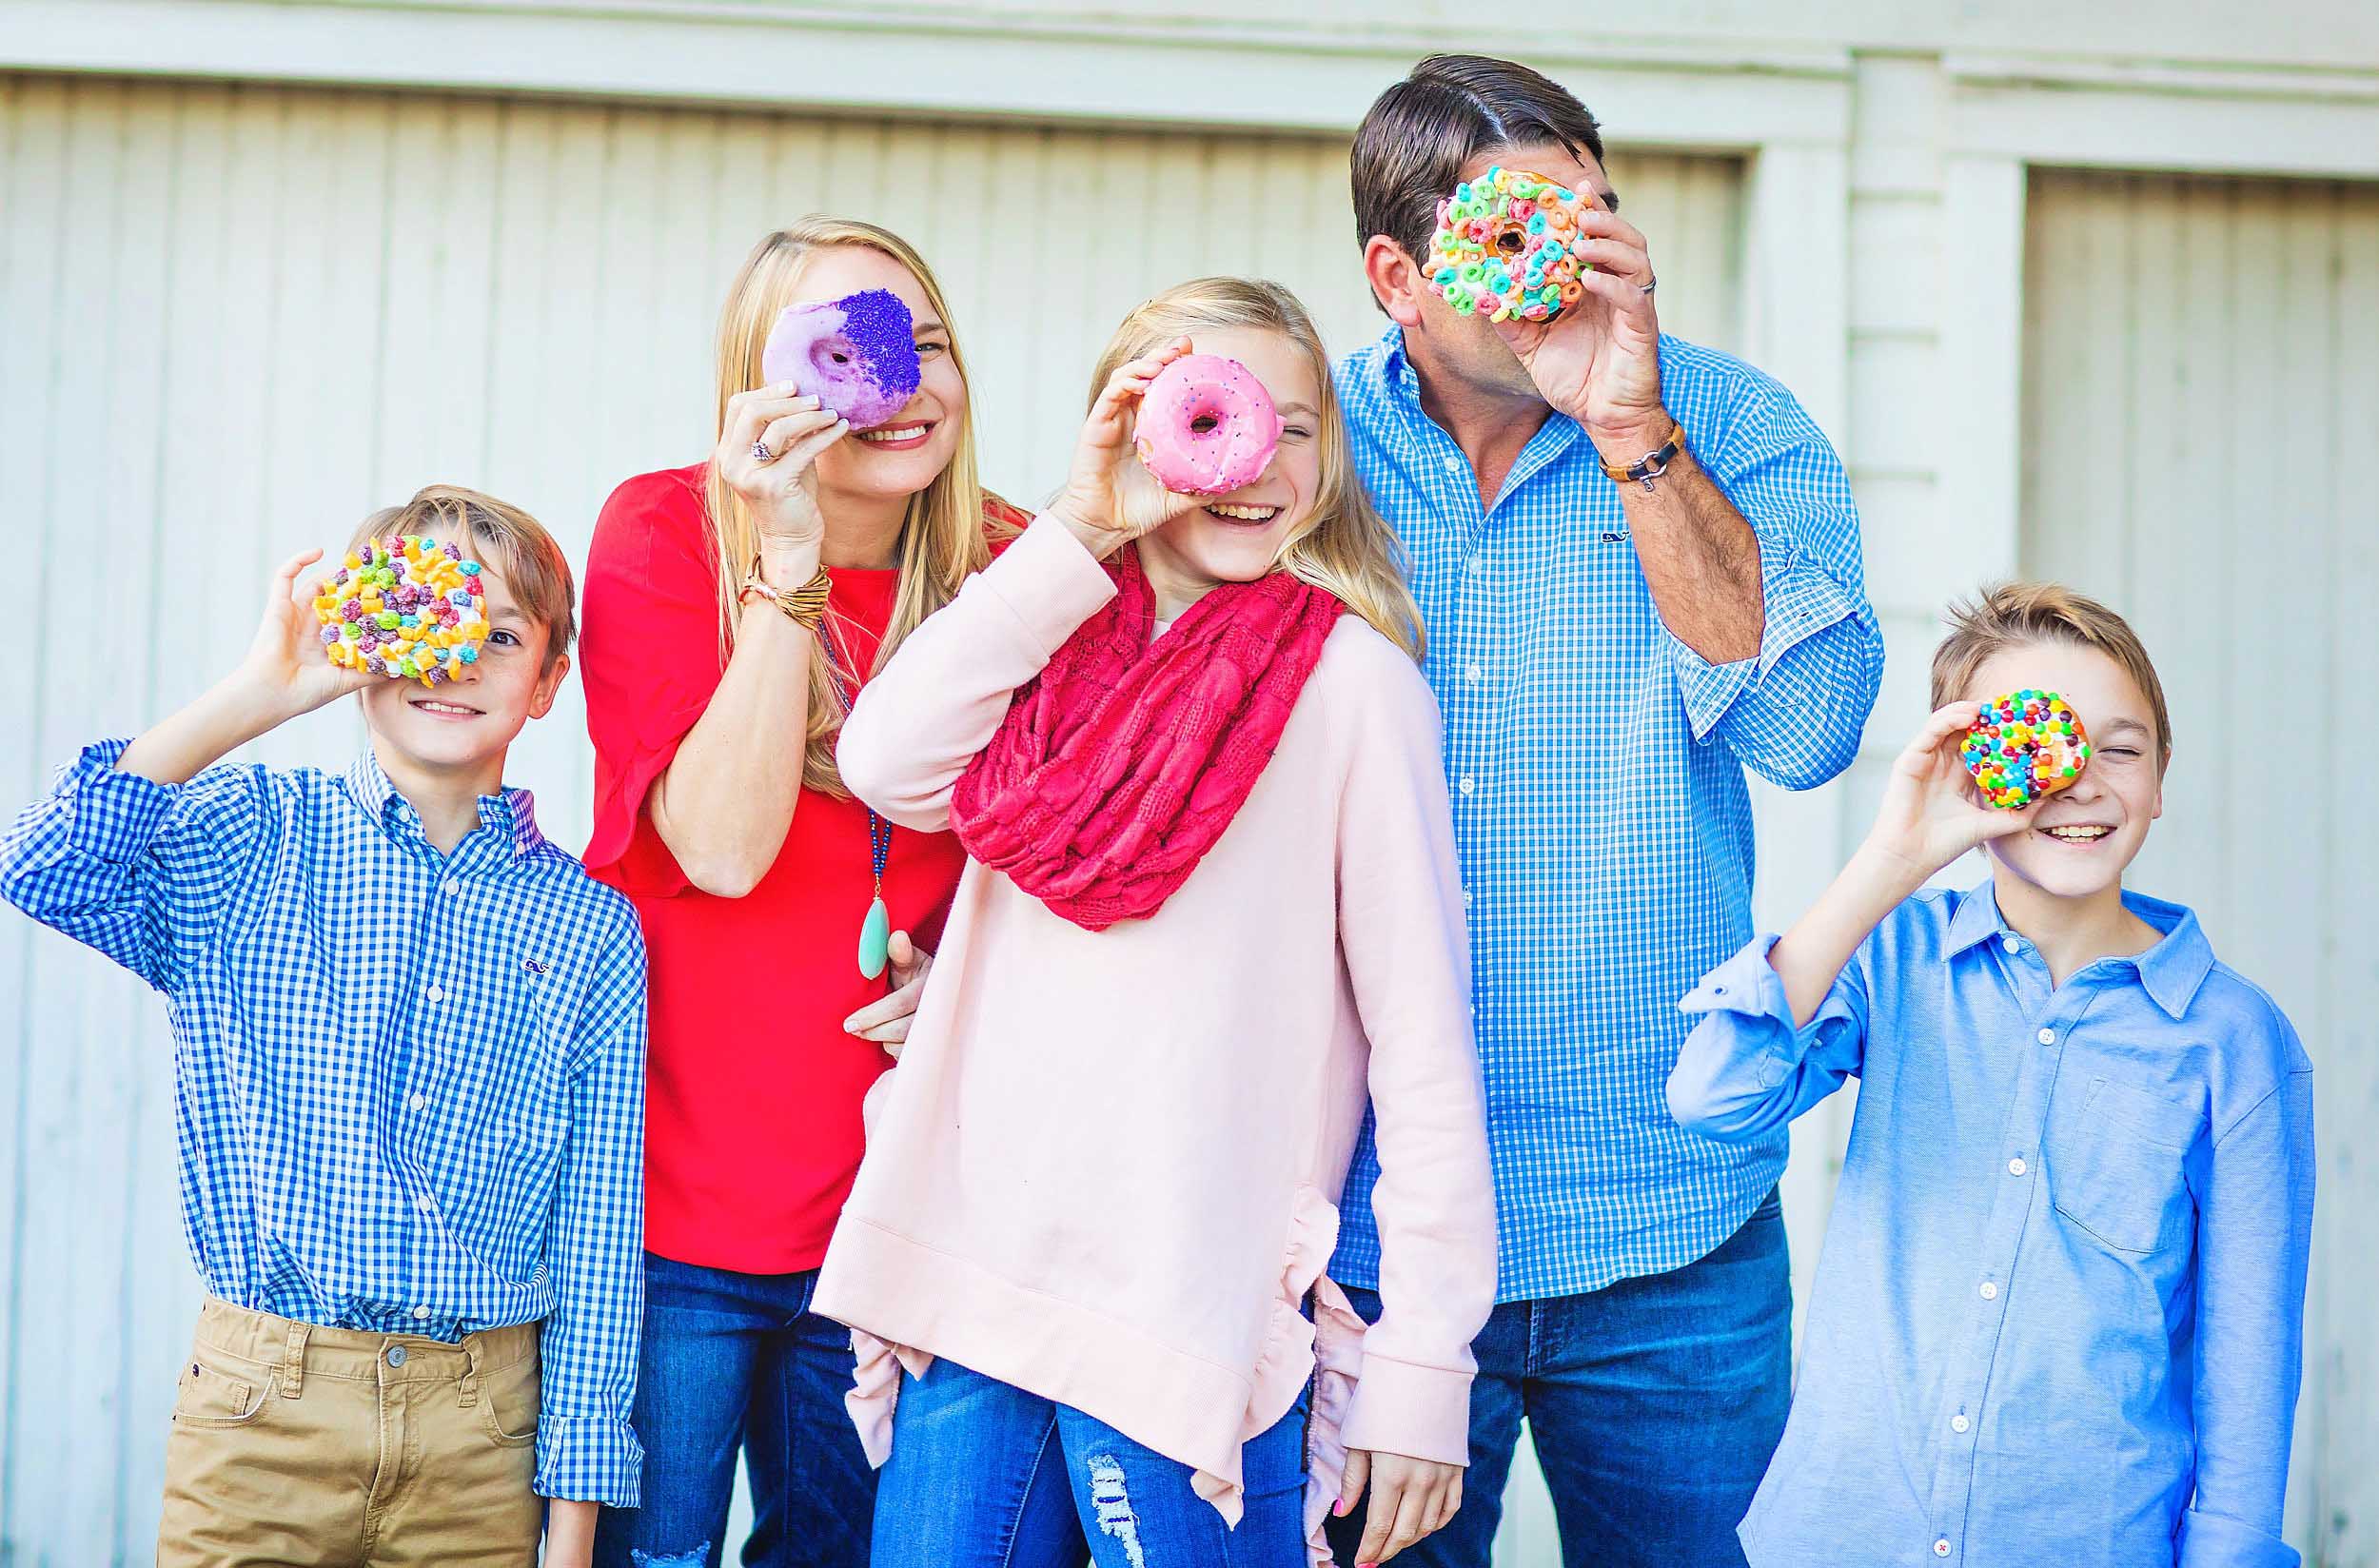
[
  {"x1": 0, "y1": 72, "x2": 1744, "y2": 1562},
  {"x1": 2020, "y1": 167, "x2": 2379, "y2": 1567}
]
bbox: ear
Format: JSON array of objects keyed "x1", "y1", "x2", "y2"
[
  {"x1": 1363, "y1": 235, "x2": 1428, "y2": 330},
  {"x1": 2150, "y1": 744, "x2": 2170, "y2": 822},
  {"x1": 527, "y1": 651, "x2": 571, "y2": 721}
]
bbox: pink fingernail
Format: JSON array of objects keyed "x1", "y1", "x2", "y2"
[{"x1": 1332, "y1": 1499, "x2": 1348, "y2": 1517}]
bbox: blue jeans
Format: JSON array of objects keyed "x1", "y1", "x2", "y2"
[
  {"x1": 872, "y1": 1357, "x2": 1311, "y2": 1567},
  {"x1": 593, "y1": 1254, "x2": 874, "y2": 1568},
  {"x1": 1325, "y1": 1188, "x2": 1791, "y2": 1568}
]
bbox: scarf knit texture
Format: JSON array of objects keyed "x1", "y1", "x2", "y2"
[{"x1": 949, "y1": 543, "x2": 1344, "y2": 931}]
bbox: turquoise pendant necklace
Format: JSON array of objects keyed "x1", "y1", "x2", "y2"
[{"x1": 828, "y1": 626, "x2": 895, "y2": 980}]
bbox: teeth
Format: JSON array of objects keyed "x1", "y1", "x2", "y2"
[
  {"x1": 418, "y1": 702, "x2": 477, "y2": 715},
  {"x1": 1208, "y1": 503, "x2": 1279, "y2": 521},
  {"x1": 858, "y1": 425, "x2": 928, "y2": 442},
  {"x1": 2044, "y1": 825, "x2": 2111, "y2": 841}
]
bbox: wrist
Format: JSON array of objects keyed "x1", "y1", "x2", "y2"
[
  {"x1": 1585, "y1": 406, "x2": 1675, "y2": 466},
  {"x1": 221, "y1": 663, "x2": 316, "y2": 730},
  {"x1": 757, "y1": 541, "x2": 822, "y2": 588},
  {"x1": 1044, "y1": 501, "x2": 1127, "y2": 560},
  {"x1": 1847, "y1": 834, "x2": 1939, "y2": 905}
]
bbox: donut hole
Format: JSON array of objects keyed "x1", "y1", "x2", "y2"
[
  {"x1": 1189, "y1": 413, "x2": 1222, "y2": 437},
  {"x1": 1493, "y1": 225, "x2": 1527, "y2": 255},
  {"x1": 809, "y1": 336, "x2": 859, "y2": 374}
]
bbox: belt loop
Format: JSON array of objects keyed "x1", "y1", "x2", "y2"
[
  {"x1": 279, "y1": 1321, "x2": 309, "y2": 1400},
  {"x1": 458, "y1": 1336, "x2": 481, "y2": 1408}
]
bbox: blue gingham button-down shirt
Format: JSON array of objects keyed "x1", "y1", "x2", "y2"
[
  {"x1": 0, "y1": 741, "x2": 648, "y2": 1505},
  {"x1": 1670, "y1": 888, "x2": 2315, "y2": 1568},
  {"x1": 1331, "y1": 327, "x2": 1882, "y2": 1303}
]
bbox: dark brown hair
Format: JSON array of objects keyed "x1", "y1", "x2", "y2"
[
  {"x1": 1349, "y1": 54, "x2": 1608, "y2": 304},
  {"x1": 1931, "y1": 582, "x2": 2173, "y2": 767}
]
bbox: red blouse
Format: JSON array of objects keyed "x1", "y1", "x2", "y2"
[{"x1": 580, "y1": 463, "x2": 1025, "y2": 1273}]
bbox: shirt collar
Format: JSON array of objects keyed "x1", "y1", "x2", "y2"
[
  {"x1": 344, "y1": 749, "x2": 544, "y2": 862},
  {"x1": 1943, "y1": 882, "x2": 2214, "y2": 1019}
]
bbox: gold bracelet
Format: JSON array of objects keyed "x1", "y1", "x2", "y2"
[{"x1": 739, "y1": 560, "x2": 832, "y2": 630}]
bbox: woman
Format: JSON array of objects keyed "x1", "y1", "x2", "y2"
[
  {"x1": 816, "y1": 279, "x2": 1497, "y2": 1567},
  {"x1": 580, "y1": 219, "x2": 1025, "y2": 1568}
]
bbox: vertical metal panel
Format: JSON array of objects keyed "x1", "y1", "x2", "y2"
[
  {"x1": 2022, "y1": 167, "x2": 2379, "y2": 1568},
  {"x1": 0, "y1": 73, "x2": 1744, "y2": 1563}
]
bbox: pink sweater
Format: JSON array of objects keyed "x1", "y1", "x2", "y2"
[{"x1": 815, "y1": 516, "x2": 1496, "y2": 1561}]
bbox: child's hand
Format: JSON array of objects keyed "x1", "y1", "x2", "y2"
[
  {"x1": 1337, "y1": 1449, "x2": 1464, "y2": 1564},
  {"x1": 1861, "y1": 701, "x2": 2043, "y2": 885},
  {"x1": 234, "y1": 549, "x2": 375, "y2": 722},
  {"x1": 1045, "y1": 336, "x2": 1209, "y2": 558}
]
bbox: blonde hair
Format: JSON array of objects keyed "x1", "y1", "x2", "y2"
[
  {"x1": 346, "y1": 484, "x2": 576, "y2": 670},
  {"x1": 1931, "y1": 582, "x2": 2172, "y2": 765},
  {"x1": 706, "y1": 219, "x2": 997, "y2": 798},
  {"x1": 1088, "y1": 278, "x2": 1425, "y2": 659}
]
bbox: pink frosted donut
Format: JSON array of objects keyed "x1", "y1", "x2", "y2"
[
  {"x1": 1132, "y1": 354, "x2": 1283, "y2": 498},
  {"x1": 758, "y1": 288, "x2": 922, "y2": 431}
]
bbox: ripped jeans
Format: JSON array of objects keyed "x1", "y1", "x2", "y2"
[{"x1": 871, "y1": 1357, "x2": 1310, "y2": 1567}]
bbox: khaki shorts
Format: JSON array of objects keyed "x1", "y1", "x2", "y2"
[{"x1": 157, "y1": 1300, "x2": 544, "y2": 1567}]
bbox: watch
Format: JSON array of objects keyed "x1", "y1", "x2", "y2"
[{"x1": 1600, "y1": 419, "x2": 1686, "y2": 493}]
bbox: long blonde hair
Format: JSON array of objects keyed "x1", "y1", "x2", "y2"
[
  {"x1": 1086, "y1": 279, "x2": 1425, "y2": 659},
  {"x1": 706, "y1": 218, "x2": 996, "y2": 797}
]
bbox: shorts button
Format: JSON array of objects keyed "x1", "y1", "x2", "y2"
[{"x1": 386, "y1": 1345, "x2": 407, "y2": 1367}]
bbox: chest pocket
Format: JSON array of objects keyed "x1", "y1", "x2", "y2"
[{"x1": 2044, "y1": 1075, "x2": 2199, "y2": 1255}]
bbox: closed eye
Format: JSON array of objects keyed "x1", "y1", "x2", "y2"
[{"x1": 1282, "y1": 424, "x2": 1313, "y2": 440}]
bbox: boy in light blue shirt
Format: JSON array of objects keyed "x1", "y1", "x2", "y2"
[{"x1": 1668, "y1": 583, "x2": 2313, "y2": 1568}]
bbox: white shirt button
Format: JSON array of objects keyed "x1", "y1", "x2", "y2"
[
  {"x1": 1979, "y1": 1281, "x2": 1998, "y2": 1301},
  {"x1": 2007, "y1": 1156, "x2": 2027, "y2": 1176},
  {"x1": 416, "y1": 1195, "x2": 437, "y2": 1216},
  {"x1": 410, "y1": 1304, "x2": 431, "y2": 1321},
  {"x1": 1465, "y1": 662, "x2": 1484, "y2": 682},
  {"x1": 408, "y1": 1092, "x2": 427, "y2": 1112},
  {"x1": 1444, "y1": 457, "x2": 1462, "y2": 473},
  {"x1": 1463, "y1": 888, "x2": 1474, "y2": 908},
  {"x1": 1458, "y1": 775, "x2": 1477, "y2": 795},
  {"x1": 1466, "y1": 557, "x2": 1484, "y2": 575},
  {"x1": 425, "y1": 984, "x2": 445, "y2": 1004},
  {"x1": 1951, "y1": 1413, "x2": 1971, "y2": 1433},
  {"x1": 1934, "y1": 1539, "x2": 1952, "y2": 1558},
  {"x1": 2001, "y1": 936, "x2": 2020, "y2": 954},
  {"x1": 2036, "y1": 1027, "x2": 2056, "y2": 1046},
  {"x1": 441, "y1": 878, "x2": 460, "y2": 896}
]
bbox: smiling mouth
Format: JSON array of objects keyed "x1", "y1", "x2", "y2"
[
  {"x1": 409, "y1": 697, "x2": 484, "y2": 719},
  {"x1": 2039, "y1": 824, "x2": 2113, "y2": 843},
  {"x1": 856, "y1": 421, "x2": 933, "y2": 445},
  {"x1": 1205, "y1": 502, "x2": 1280, "y2": 524}
]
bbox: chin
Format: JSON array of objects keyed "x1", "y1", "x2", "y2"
[
  {"x1": 1989, "y1": 832, "x2": 2138, "y2": 901},
  {"x1": 825, "y1": 422, "x2": 957, "y2": 498}
]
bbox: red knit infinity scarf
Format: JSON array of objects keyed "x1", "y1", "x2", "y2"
[{"x1": 949, "y1": 544, "x2": 1344, "y2": 931}]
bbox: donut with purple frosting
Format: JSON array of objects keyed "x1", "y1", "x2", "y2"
[{"x1": 759, "y1": 288, "x2": 923, "y2": 430}]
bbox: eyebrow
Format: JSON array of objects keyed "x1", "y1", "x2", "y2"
[
  {"x1": 913, "y1": 318, "x2": 946, "y2": 337},
  {"x1": 1277, "y1": 402, "x2": 1319, "y2": 418},
  {"x1": 2097, "y1": 718, "x2": 2152, "y2": 739},
  {"x1": 1601, "y1": 188, "x2": 1621, "y2": 213}
]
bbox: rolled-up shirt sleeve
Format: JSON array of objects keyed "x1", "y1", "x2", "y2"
[
  {"x1": 1669, "y1": 931, "x2": 1870, "y2": 1141},
  {"x1": 1664, "y1": 373, "x2": 1882, "y2": 790}
]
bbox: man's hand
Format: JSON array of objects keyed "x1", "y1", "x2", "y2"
[
  {"x1": 1490, "y1": 195, "x2": 1668, "y2": 458},
  {"x1": 843, "y1": 931, "x2": 933, "y2": 1060},
  {"x1": 543, "y1": 1499, "x2": 597, "y2": 1568},
  {"x1": 1337, "y1": 1448, "x2": 1464, "y2": 1565}
]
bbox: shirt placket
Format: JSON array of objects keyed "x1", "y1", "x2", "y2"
[
  {"x1": 385, "y1": 816, "x2": 466, "y2": 1334},
  {"x1": 1921, "y1": 937, "x2": 2096, "y2": 1565}
]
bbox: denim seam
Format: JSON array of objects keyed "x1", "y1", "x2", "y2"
[{"x1": 997, "y1": 1409, "x2": 1068, "y2": 1568}]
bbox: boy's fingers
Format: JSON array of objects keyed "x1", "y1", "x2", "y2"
[{"x1": 271, "y1": 548, "x2": 325, "y2": 604}]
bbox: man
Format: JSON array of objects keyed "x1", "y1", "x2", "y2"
[{"x1": 1324, "y1": 53, "x2": 1884, "y2": 1568}]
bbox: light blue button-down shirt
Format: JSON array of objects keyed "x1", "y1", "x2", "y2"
[
  {"x1": 1331, "y1": 326, "x2": 1883, "y2": 1302},
  {"x1": 0, "y1": 740, "x2": 649, "y2": 1505},
  {"x1": 1670, "y1": 885, "x2": 2315, "y2": 1567}
]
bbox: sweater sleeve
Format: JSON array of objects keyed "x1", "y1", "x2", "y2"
[
  {"x1": 1329, "y1": 638, "x2": 1496, "y2": 1468},
  {"x1": 836, "y1": 513, "x2": 1116, "y2": 833}
]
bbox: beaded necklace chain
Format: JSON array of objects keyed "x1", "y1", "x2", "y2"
[{"x1": 824, "y1": 621, "x2": 894, "y2": 979}]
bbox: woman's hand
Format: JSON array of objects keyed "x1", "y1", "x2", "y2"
[
  {"x1": 1043, "y1": 336, "x2": 1209, "y2": 559},
  {"x1": 236, "y1": 548, "x2": 376, "y2": 723},
  {"x1": 1337, "y1": 1449, "x2": 1464, "y2": 1565},
  {"x1": 842, "y1": 931, "x2": 933, "y2": 1060},
  {"x1": 1860, "y1": 701, "x2": 2043, "y2": 888},
  {"x1": 714, "y1": 382, "x2": 846, "y2": 580}
]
